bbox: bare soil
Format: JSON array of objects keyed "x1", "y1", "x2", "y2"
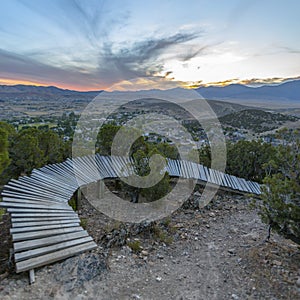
[{"x1": 0, "y1": 192, "x2": 299, "y2": 299}]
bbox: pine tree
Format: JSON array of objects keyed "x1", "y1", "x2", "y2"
[{"x1": 258, "y1": 129, "x2": 300, "y2": 244}]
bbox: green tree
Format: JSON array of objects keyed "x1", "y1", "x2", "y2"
[
  {"x1": 257, "y1": 129, "x2": 300, "y2": 244},
  {"x1": 96, "y1": 123, "x2": 171, "y2": 202},
  {"x1": 134, "y1": 148, "x2": 170, "y2": 202},
  {"x1": 0, "y1": 127, "x2": 10, "y2": 174},
  {"x1": 9, "y1": 128, "x2": 45, "y2": 176},
  {"x1": 198, "y1": 144, "x2": 211, "y2": 167},
  {"x1": 226, "y1": 140, "x2": 277, "y2": 182},
  {"x1": 155, "y1": 142, "x2": 179, "y2": 160},
  {"x1": 0, "y1": 122, "x2": 16, "y2": 183},
  {"x1": 38, "y1": 130, "x2": 65, "y2": 164},
  {"x1": 96, "y1": 123, "x2": 121, "y2": 155}
]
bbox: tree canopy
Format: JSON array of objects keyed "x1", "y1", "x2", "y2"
[
  {"x1": 257, "y1": 129, "x2": 300, "y2": 244},
  {"x1": 0, "y1": 122, "x2": 71, "y2": 184}
]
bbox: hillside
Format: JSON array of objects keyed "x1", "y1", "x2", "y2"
[
  {"x1": 0, "y1": 85, "x2": 101, "y2": 119},
  {"x1": 0, "y1": 85, "x2": 101, "y2": 98},
  {"x1": 219, "y1": 109, "x2": 299, "y2": 133},
  {"x1": 1, "y1": 193, "x2": 299, "y2": 299},
  {"x1": 120, "y1": 98, "x2": 253, "y2": 119},
  {"x1": 1, "y1": 83, "x2": 299, "y2": 120},
  {"x1": 205, "y1": 99, "x2": 254, "y2": 117}
]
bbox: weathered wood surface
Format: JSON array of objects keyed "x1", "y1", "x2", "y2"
[
  {"x1": 14, "y1": 231, "x2": 90, "y2": 252},
  {"x1": 16, "y1": 241, "x2": 97, "y2": 273},
  {"x1": 15, "y1": 236, "x2": 93, "y2": 262},
  {"x1": 0, "y1": 154, "x2": 260, "y2": 275}
]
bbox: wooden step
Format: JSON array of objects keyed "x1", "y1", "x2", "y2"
[
  {"x1": 11, "y1": 212, "x2": 77, "y2": 218},
  {"x1": 7, "y1": 208, "x2": 74, "y2": 213},
  {"x1": 12, "y1": 219, "x2": 80, "y2": 228},
  {"x1": 15, "y1": 236, "x2": 94, "y2": 262},
  {"x1": 12, "y1": 216, "x2": 79, "y2": 223},
  {"x1": 10, "y1": 222, "x2": 80, "y2": 234},
  {"x1": 0, "y1": 201, "x2": 72, "y2": 210},
  {"x1": 14, "y1": 231, "x2": 90, "y2": 252},
  {"x1": 16, "y1": 241, "x2": 97, "y2": 273},
  {"x1": 12, "y1": 227, "x2": 83, "y2": 242}
]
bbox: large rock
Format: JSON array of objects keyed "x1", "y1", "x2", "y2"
[{"x1": 53, "y1": 252, "x2": 107, "y2": 291}]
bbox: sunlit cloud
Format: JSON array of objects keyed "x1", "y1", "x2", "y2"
[{"x1": 0, "y1": 1, "x2": 299, "y2": 91}]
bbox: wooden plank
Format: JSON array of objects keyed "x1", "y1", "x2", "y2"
[
  {"x1": 198, "y1": 165, "x2": 207, "y2": 181},
  {"x1": 15, "y1": 236, "x2": 94, "y2": 262},
  {"x1": 233, "y1": 177, "x2": 243, "y2": 191},
  {"x1": 169, "y1": 159, "x2": 178, "y2": 176},
  {"x1": 1, "y1": 191, "x2": 66, "y2": 203},
  {"x1": 12, "y1": 219, "x2": 80, "y2": 228},
  {"x1": 2, "y1": 197, "x2": 63, "y2": 206},
  {"x1": 11, "y1": 212, "x2": 77, "y2": 218},
  {"x1": 223, "y1": 174, "x2": 231, "y2": 188},
  {"x1": 240, "y1": 178, "x2": 251, "y2": 192},
  {"x1": 203, "y1": 166, "x2": 211, "y2": 182},
  {"x1": 16, "y1": 241, "x2": 97, "y2": 273},
  {"x1": 10, "y1": 223, "x2": 80, "y2": 234},
  {"x1": 19, "y1": 176, "x2": 76, "y2": 195},
  {"x1": 12, "y1": 227, "x2": 83, "y2": 242},
  {"x1": 251, "y1": 181, "x2": 261, "y2": 194},
  {"x1": 3, "y1": 182, "x2": 70, "y2": 201},
  {"x1": 216, "y1": 170, "x2": 224, "y2": 186},
  {"x1": 14, "y1": 231, "x2": 90, "y2": 252},
  {"x1": 12, "y1": 216, "x2": 80, "y2": 223},
  {"x1": 236, "y1": 178, "x2": 247, "y2": 192},
  {"x1": 9, "y1": 178, "x2": 72, "y2": 198},
  {"x1": 4, "y1": 184, "x2": 65, "y2": 199},
  {"x1": 228, "y1": 175, "x2": 238, "y2": 190},
  {"x1": 209, "y1": 169, "x2": 218, "y2": 185},
  {"x1": 29, "y1": 172, "x2": 77, "y2": 192},
  {"x1": 192, "y1": 162, "x2": 200, "y2": 180},
  {"x1": 0, "y1": 202, "x2": 72, "y2": 211},
  {"x1": 7, "y1": 208, "x2": 75, "y2": 213},
  {"x1": 169, "y1": 159, "x2": 177, "y2": 176}
]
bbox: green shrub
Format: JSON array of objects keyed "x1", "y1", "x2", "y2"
[{"x1": 127, "y1": 239, "x2": 142, "y2": 252}]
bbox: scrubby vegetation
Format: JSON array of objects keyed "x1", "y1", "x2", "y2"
[
  {"x1": 220, "y1": 109, "x2": 298, "y2": 133},
  {"x1": 1, "y1": 117, "x2": 300, "y2": 246},
  {"x1": 255, "y1": 129, "x2": 300, "y2": 244},
  {"x1": 0, "y1": 121, "x2": 71, "y2": 185}
]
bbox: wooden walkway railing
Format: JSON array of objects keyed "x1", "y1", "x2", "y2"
[{"x1": 0, "y1": 154, "x2": 260, "y2": 281}]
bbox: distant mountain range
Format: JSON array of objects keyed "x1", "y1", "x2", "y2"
[
  {"x1": 0, "y1": 84, "x2": 101, "y2": 99},
  {"x1": 1, "y1": 80, "x2": 299, "y2": 108},
  {"x1": 196, "y1": 80, "x2": 300, "y2": 107}
]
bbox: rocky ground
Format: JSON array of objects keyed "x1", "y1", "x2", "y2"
[{"x1": 0, "y1": 191, "x2": 300, "y2": 300}]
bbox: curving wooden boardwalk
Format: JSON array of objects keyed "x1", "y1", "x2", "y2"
[{"x1": 0, "y1": 154, "x2": 260, "y2": 278}]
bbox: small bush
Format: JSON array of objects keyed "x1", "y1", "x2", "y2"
[
  {"x1": 0, "y1": 208, "x2": 5, "y2": 221},
  {"x1": 80, "y1": 218, "x2": 88, "y2": 229},
  {"x1": 68, "y1": 196, "x2": 77, "y2": 211},
  {"x1": 152, "y1": 225, "x2": 173, "y2": 245},
  {"x1": 127, "y1": 239, "x2": 142, "y2": 253}
]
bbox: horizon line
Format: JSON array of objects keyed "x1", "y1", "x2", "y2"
[{"x1": 0, "y1": 76, "x2": 299, "y2": 92}]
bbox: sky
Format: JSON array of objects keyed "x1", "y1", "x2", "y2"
[{"x1": 0, "y1": 0, "x2": 299, "y2": 91}]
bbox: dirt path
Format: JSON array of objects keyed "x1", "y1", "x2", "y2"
[{"x1": 0, "y1": 194, "x2": 299, "y2": 299}]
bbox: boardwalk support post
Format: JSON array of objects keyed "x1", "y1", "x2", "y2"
[
  {"x1": 76, "y1": 188, "x2": 82, "y2": 211},
  {"x1": 97, "y1": 180, "x2": 105, "y2": 199},
  {"x1": 29, "y1": 269, "x2": 35, "y2": 284}
]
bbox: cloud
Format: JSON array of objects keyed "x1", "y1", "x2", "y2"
[
  {"x1": 238, "y1": 76, "x2": 300, "y2": 86},
  {"x1": 95, "y1": 32, "x2": 202, "y2": 84},
  {"x1": 107, "y1": 77, "x2": 183, "y2": 91},
  {"x1": 0, "y1": 2, "x2": 208, "y2": 91},
  {"x1": 195, "y1": 75, "x2": 300, "y2": 88},
  {"x1": 0, "y1": 31, "x2": 203, "y2": 90},
  {"x1": 0, "y1": 48, "x2": 102, "y2": 90}
]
